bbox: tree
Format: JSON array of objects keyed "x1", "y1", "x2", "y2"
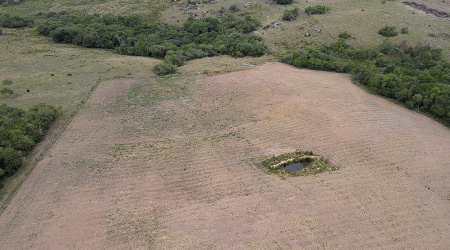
[
  {"x1": 0, "y1": 147, "x2": 22, "y2": 175},
  {"x1": 0, "y1": 103, "x2": 58, "y2": 186},
  {"x1": 412, "y1": 94, "x2": 423, "y2": 109},
  {"x1": 9, "y1": 129, "x2": 34, "y2": 151}
]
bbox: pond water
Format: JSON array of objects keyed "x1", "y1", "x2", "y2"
[{"x1": 283, "y1": 161, "x2": 311, "y2": 172}]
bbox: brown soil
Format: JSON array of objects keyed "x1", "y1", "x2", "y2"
[{"x1": 0, "y1": 62, "x2": 449, "y2": 249}]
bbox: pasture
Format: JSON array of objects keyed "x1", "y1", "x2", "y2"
[
  {"x1": 0, "y1": 0, "x2": 449, "y2": 248},
  {"x1": 0, "y1": 62, "x2": 448, "y2": 248}
]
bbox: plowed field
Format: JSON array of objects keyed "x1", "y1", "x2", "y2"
[{"x1": 0, "y1": 62, "x2": 448, "y2": 249}]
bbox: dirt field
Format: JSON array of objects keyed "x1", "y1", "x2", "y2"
[{"x1": 0, "y1": 62, "x2": 448, "y2": 249}]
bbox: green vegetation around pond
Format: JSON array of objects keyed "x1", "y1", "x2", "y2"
[{"x1": 260, "y1": 150, "x2": 339, "y2": 177}]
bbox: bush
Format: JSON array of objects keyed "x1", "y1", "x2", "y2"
[
  {"x1": 401, "y1": 27, "x2": 409, "y2": 34},
  {"x1": 2, "y1": 79, "x2": 12, "y2": 85},
  {"x1": 164, "y1": 53, "x2": 187, "y2": 67},
  {"x1": 282, "y1": 8, "x2": 300, "y2": 21},
  {"x1": 378, "y1": 26, "x2": 398, "y2": 37},
  {"x1": 229, "y1": 4, "x2": 239, "y2": 12},
  {"x1": 274, "y1": 0, "x2": 293, "y2": 5},
  {"x1": 0, "y1": 87, "x2": 13, "y2": 95},
  {"x1": 0, "y1": 14, "x2": 33, "y2": 28},
  {"x1": 154, "y1": 63, "x2": 177, "y2": 76},
  {"x1": 305, "y1": 5, "x2": 331, "y2": 15},
  {"x1": 338, "y1": 32, "x2": 351, "y2": 39},
  {"x1": 0, "y1": 29, "x2": 3, "y2": 35}
]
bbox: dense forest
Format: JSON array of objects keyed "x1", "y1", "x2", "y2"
[
  {"x1": 0, "y1": 104, "x2": 58, "y2": 187},
  {"x1": 34, "y1": 12, "x2": 266, "y2": 75},
  {"x1": 282, "y1": 39, "x2": 450, "y2": 124}
]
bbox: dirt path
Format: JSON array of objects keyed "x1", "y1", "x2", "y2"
[{"x1": 0, "y1": 62, "x2": 448, "y2": 249}]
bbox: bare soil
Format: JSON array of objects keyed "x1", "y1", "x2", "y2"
[{"x1": 0, "y1": 62, "x2": 448, "y2": 249}]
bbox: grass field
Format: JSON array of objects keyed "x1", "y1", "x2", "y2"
[
  {"x1": 0, "y1": 62, "x2": 448, "y2": 248},
  {"x1": 0, "y1": 26, "x2": 160, "y2": 204},
  {"x1": 0, "y1": 0, "x2": 449, "y2": 248},
  {"x1": 2, "y1": 0, "x2": 449, "y2": 58},
  {"x1": 160, "y1": 0, "x2": 450, "y2": 58}
]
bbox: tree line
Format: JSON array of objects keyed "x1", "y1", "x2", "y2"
[
  {"x1": 282, "y1": 39, "x2": 450, "y2": 125},
  {"x1": 0, "y1": 104, "x2": 58, "y2": 188},
  {"x1": 34, "y1": 12, "x2": 267, "y2": 75}
]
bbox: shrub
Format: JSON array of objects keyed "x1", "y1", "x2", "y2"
[
  {"x1": 164, "y1": 53, "x2": 187, "y2": 67},
  {"x1": 154, "y1": 63, "x2": 177, "y2": 76},
  {"x1": 305, "y1": 5, "x2": 331, "y2": 15},
  {"x1": 0, "y1": 87, "x2": 13, "y2": 95},
  {"x1": 2, "y1": 79, "x2": 12, "y2": 85},
  {"x1": 338, "y1": 32, "x2": 351, "y2": 39},
  {"x1": 229, "y1": 4, "x2": 239, "y2": 12},
  {"x1": 378, "y1": 26, "x2": 398, "y2": 37},
  {"x1": 0, "y1": 29, "x2": 3, "y2": 35},
  {"x1": 401, "y1": 27, "x2": 409, "y2": 34},
  {"x1": 274, "y1": 0, "x2": 293, "y2": 5},
  {"x1": 50, "y1": 26, "x2": 79, "y2": 43},
  {"x1": 282, "y1": 8, "x2": 300, "y2": 21},
  {"x1": 0, "y1": 14, "x2": 33, "y2": 28}
]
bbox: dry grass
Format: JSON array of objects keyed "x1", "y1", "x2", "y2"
[
  {"x1": 2, "y1": 0, "x2": 449, "y2": 58},
  {"x1": 0, "y1": 1, "x2": 449, "y2": 248},
  {"x1": 0, "y1": 27, "x2": 161, "y2": 207},
  {"x1": 160, "y1": 0, "x2": 450, "y2": 58},
  {"x1": 0, "y1": 62, "x2": 448, "y2": 248},
  {"x1": 0, "y1": 0, "x2": 167, "y2": 21}
]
